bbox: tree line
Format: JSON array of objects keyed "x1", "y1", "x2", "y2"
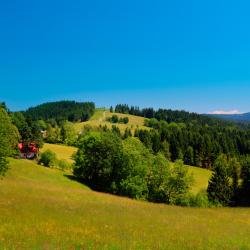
[
  {"x1": 113, "y1": 104, "x2": 250, "y2": 169},
  {"x1": 25, "y1": 101, "x2": 95, "y2": 122}
]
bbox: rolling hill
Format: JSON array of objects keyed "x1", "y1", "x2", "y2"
[
  {"x1": 0, "y1": 158, "x2": 249, "y2": 249},
  {"x1": 208, "y1": 112, "x2": 250, "y2": 123},
  {"x1": 73, "y1": 109, "x2": 149, "y2": 134}
]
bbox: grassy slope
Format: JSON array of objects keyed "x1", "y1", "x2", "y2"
[
  {"x1": 41, "y1": 143, "x2": 77, "y2": 164},
  {"x1": 74, "y1": 109, "x2": 149, "y2": 134},
  {"x1": 0, "y1": 159, "x2": 250, "y2": 249}
]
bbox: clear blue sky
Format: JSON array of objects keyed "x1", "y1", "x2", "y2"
[{"x1": 1, "y1": 0, "x2": 250, "y2": 113}]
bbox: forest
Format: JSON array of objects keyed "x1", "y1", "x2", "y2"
[{"x1": 25, "y1": 101, "x2": 95, "y2": 122}]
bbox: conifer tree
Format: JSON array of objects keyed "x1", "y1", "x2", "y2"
[{"x1": 207, "y1": 155, "x2": 233, "y2": 206}]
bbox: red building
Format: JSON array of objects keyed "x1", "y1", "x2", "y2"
[{"x1": 18, "y1": 143, "x2": 39, "y2": 159}]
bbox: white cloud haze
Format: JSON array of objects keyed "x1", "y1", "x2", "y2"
[{"x1": 208, "y1": 109, "x2": 242, "y2": 115}]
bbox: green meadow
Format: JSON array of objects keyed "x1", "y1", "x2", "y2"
[
  {"x1": 74, "y1": 109, "x2": 149, "y2": 134},
  {"x1": 0, "y1": 158, "x2": 249, "y2": 249}
]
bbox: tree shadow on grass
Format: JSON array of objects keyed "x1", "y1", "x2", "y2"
[{"x1": 63, "y1": 174, "x2": 93, "y2": 189}]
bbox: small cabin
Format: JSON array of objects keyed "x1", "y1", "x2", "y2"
[{"x1": 18, "y1": 143, "x2": 39, "y2": 159}]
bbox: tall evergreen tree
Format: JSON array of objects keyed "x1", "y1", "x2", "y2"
[{"x1": 207, "y1": 155, "x2": 233, "y2": 206}]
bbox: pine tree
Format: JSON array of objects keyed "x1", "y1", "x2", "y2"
[{"x1": 207, "y1": 155, "x2": 233, "y2": 206}]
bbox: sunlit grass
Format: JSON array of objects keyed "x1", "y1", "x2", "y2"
[
  {"x1": 41, "y1": 143, "x2": 77, "y2": 164},
  {"x1": 0, "y1": 159, "x2": 249, "y2": 249},
  {"x1": 188, "y1": 166, "x2": 212, "y2": 194},
  {"x1": 74, "y1": 110, "x2": 149, "y2": 134}
]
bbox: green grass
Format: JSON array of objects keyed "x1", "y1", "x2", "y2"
[
  {"x1": 74, "y1": 109, "x2": 149, "y2": 134},
  {"x1": 0, "y1": 159, "x2": 250, "y2": 249},
  {"x1": 188, "y1": 166, "x2": 212, "y2": 194},
  {"x1": 41, "y1": 143, "x2": 77, "y2": 164}
]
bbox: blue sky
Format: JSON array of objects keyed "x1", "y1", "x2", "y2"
[{"x1": 0, "y1": 0, "x2": 250, "y2": 113}]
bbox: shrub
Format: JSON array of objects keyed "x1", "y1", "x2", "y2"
[
  {"x1": 39, "y1": 150, "x2": 57, "y2": 167},
  {"x1": 58, "y1": 159, "x2": 71, "y2": 171}
]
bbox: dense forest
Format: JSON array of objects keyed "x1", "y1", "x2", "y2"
[
  {"x1": 25, "y1": 101, "x2": 95, "y2": 122},
  {"x1": 113, "y1": 104, "x2": 250, "y2": 169}
]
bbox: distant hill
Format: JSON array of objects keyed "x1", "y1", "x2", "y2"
[
  {"x1": 208, "y1": 112, "x2": 250, "y2": 123},
  {"x1": 24, "y1": 100, "x2": 95, "y2": 122}
]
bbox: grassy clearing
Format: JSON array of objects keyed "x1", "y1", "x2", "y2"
[
  {"x1": 188, "y1": 166, "x2": 212, "y2": 194},
  {"x1": 41, "y1": 143, "x2": 77, "y2": 164},
  {"x1": 0, "y1": 159, "x2": 249, "y2": 249},
  {"x1": 74, "y1": 110, "x2": 149, "y2": 134}
]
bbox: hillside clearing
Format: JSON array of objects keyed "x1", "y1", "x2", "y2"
[
  {"x1": 0, "y1": 159, "x2": 249, "y2": 249},
  {"x1": 74, "y1": 110, "x2": 149, "y2": 134},
  {"x1": 41, "y1": 143, "x2": 77, "y2": 164}
]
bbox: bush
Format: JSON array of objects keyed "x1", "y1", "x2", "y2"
[
  {"x1": 39, "y1": 150, "x2": 57, "y2": 167},
  {"x1": 58, "y1": 159, "x2": 71, "y2": 171}
]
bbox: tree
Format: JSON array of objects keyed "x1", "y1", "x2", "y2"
[
  {"x1": 119, "y1": 137, "x2": 151, "y2": 199},
  {"x1": 123, "y1": 128, "x2": 132, "y2": 139},
  {"x1": 184, "y1": 146, "x2": 194, "y2": 166},
  {"x1": 229, "y1": 157, "x2": 241, "y2": 204},
  {"x1": 238, "y1": 157, "x2": 250, "y2": 206},
  {"x1": 38, "y1": 150, "x2": 57, "y2": 167},
  {"x1": 110, "y1": 106, "x2": 113, "y2": 113},
  {"x1": 0, "y1": 108, "x2": 20, "y2": 175},
  {"x1": 147, "y1": 153, "x2": 170, "y2": 202},
  {"x1": 207, "y1": 155, "x2": 233, "y2": 206},
  {"x1": 163, "y1": 160, "x2": 193, "y2": 204},
  {"x1": 73, "y1": 132, "x2": 124, "y2": 192},
  {"x1": 60, "y1": 121, "x2": 77, "y2": 145}
]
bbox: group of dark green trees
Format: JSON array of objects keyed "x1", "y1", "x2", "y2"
[
  {"x1": 207, "y1": 155, "x2": 250, "y2": 206},
  {"x1": 106, "y1": 114, "x2": 129, "y2": 124},
  {"x1": 25, "y1": 101, "x2": 95, "y2": 122},
  {"x1": 0, "y1": 104, "x2": 20, "y2": 175},
  {"x1": 114, "y1": 104, "x2": 250, "y2": 169},
  {"x1": 73, "y1": 130, "x2": 194, "y2": 204}
]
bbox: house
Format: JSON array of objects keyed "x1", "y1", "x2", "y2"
[{"x1": 18, "y1": 143, "x2": 39, "y2": 159}]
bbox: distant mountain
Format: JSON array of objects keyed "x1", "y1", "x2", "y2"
[{"x1": 208, "y1": 112, "x2": 250, "y2": 123}]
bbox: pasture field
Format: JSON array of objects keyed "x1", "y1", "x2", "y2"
[
  {"x1": 0, "y1": 159, "x2": 249, "y2": 249},
  {"x1": 188, "y1": 166, "x2": 212, "y2": 194},
  {"x1": 74, "y1": 109, "x2": 149, "y2": 134},
  {"x1": 41, "y1": 143, "x2": 77, "y2": 164}
]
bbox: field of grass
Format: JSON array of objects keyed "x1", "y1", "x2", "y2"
[
  {"x1": 188, "y1": 166, "x2": 212, "y2": 194},
  {"x1": 41, "y1": 143, "x2": 77, "y2": 164},
  {"x1": 0, "y1": 159, "x2": 249, "y2": 249},
  {"x1": 74, "y1": 109, "x2": 149, "y2": 134}
]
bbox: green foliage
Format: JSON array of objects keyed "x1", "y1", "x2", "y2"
[
  {"x1": 207, "y1": 155, "x2": 233, "y2": 206},
  {"x1": 115, "y1": 104, "x2": 250, "y2": 169},
  {"x1": 58, "y1": 159, "x2": 71, "y2": 171},
  {"x1": 174, "y1": 190, "x2": 212, "y2": 208},
  {"x1": 238, "y1": 156, "x2": 250, "y2": 206},
  {"x1": 119, "y1": 138, "x2": 151, "y2": 199},
  {"x1": 25, "y1": 101, "x2": 95, "y2": 122},
  {"x1": 60, "y1": 121, "x2": 77, "y2": 146},
  {"x1": 107, "y1": 115, "x2": 129, "y2": 124},
  {"x1": 163, "y1": 160, "x2": 194, "y2": 204},
  {"x1": 38, "y1": 150, "x2": 57, "y2": 167},
  {"x1": 74, "y1": 131, "x2": 193, "y2": 204},
  {"x1": 0, "y1": 108, "x2": 20, "y2": 175},
  {"x1": 147, "y1": 153, "x2": 170, "y2": 202},
  {"x1": 73, "y1": 132, "x2": 124, "y2": 192}
]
